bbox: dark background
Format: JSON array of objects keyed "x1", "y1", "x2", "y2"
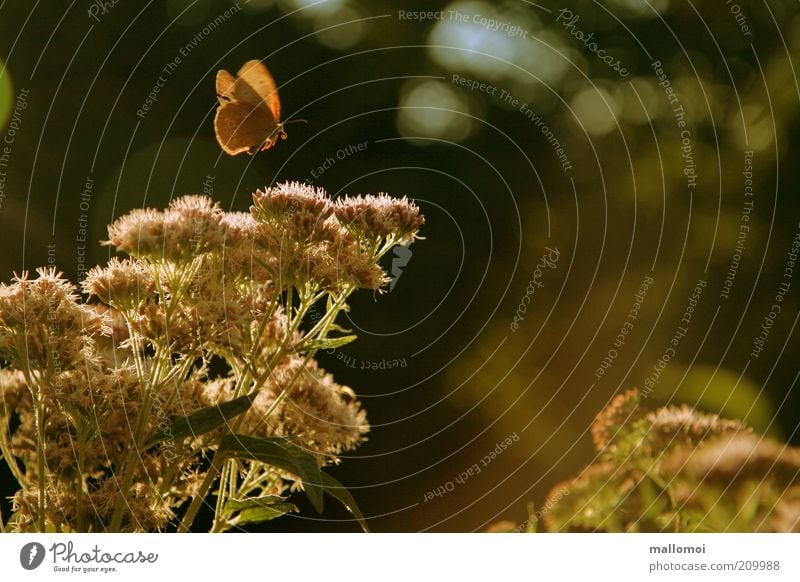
[{"x1": 1, "y1": 0, "x2": 799, "y2": 531}]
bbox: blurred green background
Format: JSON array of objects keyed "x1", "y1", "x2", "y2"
[{"x1": 1, "y1": 0, "x2": 799, "y2": 531}]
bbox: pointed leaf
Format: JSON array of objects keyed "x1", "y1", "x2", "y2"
[
  {"x1": 320, "y1": 472, "x2": 369, "y2": 532},
  {"x1": 327, "y1": 323, "x2": 353, "y2": 334},
  {"x1": 224, "y1": 496, "x2": 298, "y2": 527},
  {"x1": 299, "y1": 335, "x2": 357, "y2": 352},
  {"x1": 145, "y1": 393, "x2": 254, "y2": 449},
  {"x1": 219, "y1": 434, "x2": 324, "y2": 513}
]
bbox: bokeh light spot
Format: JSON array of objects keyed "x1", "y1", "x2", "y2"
[
  {"x1": 570, "y1": 85, "x2": 621, "y2": 136},
  {"x1": 397, "y1": 80, "x2": 478, "y2": 143}
]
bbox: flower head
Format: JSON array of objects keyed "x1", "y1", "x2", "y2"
[
  {"x1": 106, "y1": 208, "x2": 165, "y2": 257},
  {"x1": 0, "y1": 268, "x2": 106, "y2": 370},
  {"x1": 303, "y1": 227, "x2": 388, "y2": 291},
  {"x1": 251, "y1": 182, "x2": 334, "y2": 240},
  {"x1": 82, "y1": 257, "x2": 156, "y2": 310},
  {"x1": 218, "y1": 211, "x2": 274, "y2": 282},
  {"x1": 199, "y1": 358, "x2": 370, "y2": 460},
  {"x1": 164, "y1": 195, "x2": 226, "y2": 257},
  {"x1": 335, "y1": 193, "x2": 424, "y2": 242},
  {"x1": 106, "y1": 195, "x2": 225, "y2": 260}
]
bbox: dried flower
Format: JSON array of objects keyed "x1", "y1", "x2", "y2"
[
  {"x1": 301, "y1": 230, "x2": 388, "y2": 292},
  {"x1": 251, "y1": 182, "x2": 333, "y2": 241},
  {"x1": 643, "y1": 404, "x2": 744, "y2": 455},
  {"x1": 200, "y1": 358, "x2": 369, "y2": 459},
  {"x1": 106, "y1": 195, "x2": 225, "y2": 260},
  {"x1": 0, "y1": 268, "x2": 106, "y2": 371},
  {"x1": 663, "y1": 432, "x2": 800, "y2": 480},
  {"x1": 541, "y1": 389, "x2": 800, "y2": 533},
  {"x1": 219, "y1": 211, "x2": 271, "y2": 280},
  {"x1": 105, "y1": 208, "x2": 166, "y2": 257},
  {"x1": 82, "y1": 257, "x2": 156, "y2": 310},
  {"x1": 591, "y1": 388, "x2": 641, "y2": 451},
  {"x1": 0, "y1": 182, "x2": 423, "y2": 533},
  {"x1": 164, "y1": 194, "x2": 226, "y2": 257},
  {"x1": 335, "y1": 193, "x2": 424, "y2": 242},
  {"x1": 258, "y1": 358, "x2": 369, "y2": 457}
]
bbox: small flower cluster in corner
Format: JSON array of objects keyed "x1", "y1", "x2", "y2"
[
  {"x1": 487, "y1": 389, "x2": 800, "y2": 533},
  {"x1": 0, "y1": 181, "x2": 424, "y2": 532},
  {"x1": 541, "y1": 389, "x2": 800, "y2": 532}
]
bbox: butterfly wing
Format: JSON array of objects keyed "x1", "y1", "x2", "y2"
[
  {"x1": 235, "y1": 59, "x2": 281, "y2": 121},
  {"x1": 214, "y1": 101, "x2": 278, "y2": 156},
  {"x1": 216, "y1": 69, "x2": 236, "y2": 103}
]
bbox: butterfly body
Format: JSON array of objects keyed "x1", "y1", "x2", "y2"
[{"x1": 214, "y1": 60, "x2": 287, "y2": 156}]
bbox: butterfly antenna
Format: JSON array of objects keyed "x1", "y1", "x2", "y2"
[{"x1": 285, "y1": 118, "x2": 308, "y2": 126}]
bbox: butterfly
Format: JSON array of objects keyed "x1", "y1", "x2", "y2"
[{"x1": 214, "y1": 60, "x2": 294, "y2": 156}]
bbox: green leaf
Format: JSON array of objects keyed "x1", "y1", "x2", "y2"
[
  {"x1": 299, "y1": 335, "x2": 357, "y2": 352},
  {"x1": 145, "y1": 393, "x2": 254, "y2": 449},
  {"x1": 327, "y1": 322, "x2": 353, "y2": 334},
  {"x1": 320, "y1": 472, "x2": 369, "y2": 532},
  {"x1": 219, "y1": 434, "x2": 324, "y2": 513},
  {"x1": 223, "y1": 495, "x2": 298, "y2": 527},
  {"x1": 0, "y1": 58, "x2": 12, "y2": 130}
]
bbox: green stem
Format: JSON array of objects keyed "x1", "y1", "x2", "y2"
[
  {"x1": 17, "y1": 362, "x2": 46, "y2": 531},
  {"x1": 34, "y1": 398, "x2": 46, "y2": 532},
  {"x1": 109, "y1": 339, "x2": 172, "y2": 530},
  {"x1": 75, "y1": 436, "x2": 86, "y2": 532},
  {"x1": 109, "y1": 254, "x2": 200, "y2": 531},
  {"x1": 178, "y1": 446, "x2": 227, "y2": 532},
  {"x1": 157, "y1": 441, "x2": 191, "y2": 498},
  {"x1": 212, "y1": 461, "x2": 233, "y2": 532},
  {"x1": 305, "y1": 287, "x2": 353, "y2": 339}
]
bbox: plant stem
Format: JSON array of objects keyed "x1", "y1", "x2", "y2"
[
  {"x1": 178, "y1": 446, "x2": 226, "y2": 532},
  {"x1": 109, "y1": 336, "x2": 173, "y2": 530},
  {"x1": 212, "y1": 461, "x2": 233, "y2": 532},
  {"x1": 75, "y1": 438, "x2": 86, "y2": 532},
  {"x1": 34, "y1": 398, "x2": 46, "y2": 532}
]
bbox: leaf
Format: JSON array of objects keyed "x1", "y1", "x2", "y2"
[
  {"x1": 219, "y1": 434, "x2": 324, "y2": 513},
  {"x1": 320, "y1": 472, "x2": 370, "y2": 532},
  {"x1": 145, "y1": 393, "x2": 254, "y2": 449},
  {"x1": 299, "y1": 335, "x2": 357, "y2": 352},
  {"x1": 223, "y1": 495, "x2": 298, "y2": 527},
  {"x1": 327, "y1": 322, "x2": 352, "y2": 334}
]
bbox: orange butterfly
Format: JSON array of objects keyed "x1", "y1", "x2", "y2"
[{"x1": 214, "y1": 60, "x2": 291, "y2": 156}]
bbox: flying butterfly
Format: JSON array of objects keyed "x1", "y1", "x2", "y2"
[{"x1": 214, "y1": 60, "x2": 300, "y2": 156}]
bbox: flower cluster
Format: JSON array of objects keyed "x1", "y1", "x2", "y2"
[
  {"x1": 539, "y1": 389, "x2": 800, "y2": 532},
  {"x1": 105, "y1": 195, "x2": 226, "y2": 260},
  {"x1": 335, "y1": 193, "x2": 424, "y2": 244},
  {"x1": 0, "y1": 182, "x2": 424, "y2": 532}
]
